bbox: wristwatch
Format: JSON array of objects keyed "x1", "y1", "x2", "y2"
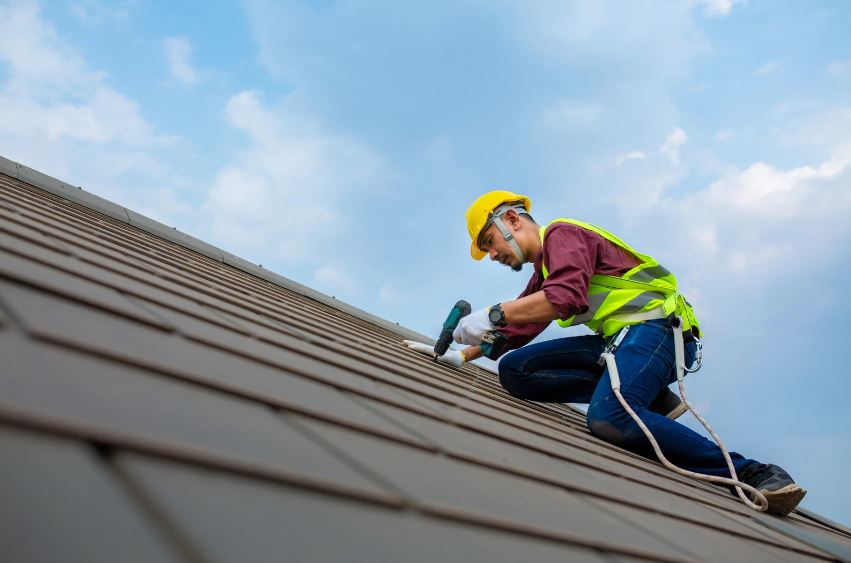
[{"x1": 488, "y1": 303, "x2": 507, "y2": 327}]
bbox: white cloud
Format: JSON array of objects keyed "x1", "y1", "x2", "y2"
[
  {"x1": 163, "y1": 36, "x2": 199, "y2": 85},
  {"x1": 702, "y1": 148, "x2": 851, "y2": 219},
  {"x1": 69, "y1": 0, "x2": 139, "y2": 25},
  {"x1": 0, "y1": 88, "x2": 174, "y2": 147},
  {"x1": 616, "y1": 151, "x2": 647, "y2": 167},
  {"x1": 314, "y1": 266, "x2": 357, "y2": 295},
  {"x1": 660, "y1": 127, "x2": 688, "y2": 165},
  {"x1": 542, "y1": 100, "x2": 602, "y2": 125},
  {"x1": 714, "y1": 128, "x2": 736, "y2": 141},
  {"x1": 664, "y1": 143, "x2": 851, "y2": 283},
  {"x1": 515, "y1": 2, "x2": 710, "y2": 77},
  {"x1": 425, "y1": 134, "x2": 453, "y2": 163},
  {"x1": 696, "y1": 0, "x2": 746, "y2": 17},
  {"x1": 0, "y1": 1, "x2": 100, "y2": 93},
  {"x1": 756, "y1": 61, "x2": 780, "y2": 76},
  {"x1": 199, "y1": 90, "x2": 385, "y2": 267},
  {"x1": 828, "y1": 59, "x2": 851, "y2": 77},
  {"x1": 0, "y1": 1, "x2": 174, "y2": 148},
  {"x1": 775, "y1": 106, "x2": 851, "y2": 153},
  {"x1": 378, "y1": 285, "x2": 402, "y2": 306},
  {"x1": 608, "y1": 107, "x2": 851, "y2": 298},
  {"x1": 0, "y1": 2, "x2": 387, "y2": 291},
  {"x1": 0, "y1": 0, "x2": 184, "y2": 223}
]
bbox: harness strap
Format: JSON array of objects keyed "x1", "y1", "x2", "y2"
[
  {"x1": 600, "y1": 317, "x2": 768, "y2": 513},
  {"x1": 604, "y1": 305, "x2": 667, "y2": 326},
  {"x1": 493, "y1": 216, "x2": 526, "y2": 263}
]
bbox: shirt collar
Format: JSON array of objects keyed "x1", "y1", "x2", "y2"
[{"x1": 532, "y1": 245, "x2": 544, "y2": 275}]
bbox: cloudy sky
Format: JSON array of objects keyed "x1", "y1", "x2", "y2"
[{"x1": 1, "y1": 0, "x2": 850, "y2": 524}]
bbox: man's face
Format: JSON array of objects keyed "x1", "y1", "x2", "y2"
[{"x1": 478, "y1": 222, "x2": 523, "y2": 272}]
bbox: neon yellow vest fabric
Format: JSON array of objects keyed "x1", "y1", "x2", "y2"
[{"x1": 540, "y1": 219, "x2": 701, "y2": 339}]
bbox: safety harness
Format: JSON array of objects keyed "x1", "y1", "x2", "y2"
[
  {"x1": 539, "y1": 218, "x2": 700, "y2": 338},
  {"x1": 539, "y1": 220, "x2": 769, "y2": 512},
  {"x1": 600, "y1": 311, "x2": 768, "y2": 512}
]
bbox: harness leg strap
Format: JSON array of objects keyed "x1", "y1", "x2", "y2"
[
  {"x1": 599, "y1": 319, "x2": 769, "y2": 513},
  {"x1": 672, "y1": 317, "x2": 686, "y2": 382}
]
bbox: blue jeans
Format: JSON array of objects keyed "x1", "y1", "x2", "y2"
[{"x1": 498, "y1": 319, "x2": 756, "y2": 477}]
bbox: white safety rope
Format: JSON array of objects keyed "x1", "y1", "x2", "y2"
[{"x1": 600, "y1": 317, "x2": 769, "y2": 513}]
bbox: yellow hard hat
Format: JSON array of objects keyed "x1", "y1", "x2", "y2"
[{"x1": 465, "y1": 190, "x2": 531, "y2": 260}]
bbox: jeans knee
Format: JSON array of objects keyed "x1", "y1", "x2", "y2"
[
  {"x1": 586, "y1": 402, "x2": 628, "y2": 446},
  {"x1": 498, "y1": 356, "x2": 529, "y2": 399}
]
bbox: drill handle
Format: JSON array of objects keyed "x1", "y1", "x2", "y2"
[{"x1": 480, "y1": 331, "x2": 508, "y2": 360}]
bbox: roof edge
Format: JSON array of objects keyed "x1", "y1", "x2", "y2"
[{"x1": 0, "y1": 154, "x2": 434, "y2": 344}]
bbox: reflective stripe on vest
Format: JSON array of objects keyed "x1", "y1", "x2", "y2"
[{"x1": 540, "y1": 218, "x2": 701, "y2": 338}]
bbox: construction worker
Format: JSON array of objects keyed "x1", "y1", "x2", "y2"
[{"x1": 404, "y1": 190, "x2": 806, "y2": 516}]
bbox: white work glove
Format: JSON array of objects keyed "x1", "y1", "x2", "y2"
[
  {"x1": 402, "y1": 340, "x2": 466, "y2": 367},
  {"x1": 452, "y1": 307, "x2": 495, "y2": 346}
]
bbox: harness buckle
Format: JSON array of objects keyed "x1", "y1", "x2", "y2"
[
  {"x1": 597, "y1": 324, "x2": 630, "y2": 366},
  {"x1": 684, "y1": 337, "x2": 703, "y2": 373}
]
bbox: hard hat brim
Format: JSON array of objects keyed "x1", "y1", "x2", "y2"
[
  {"x1": 465, "y1": 190, "x2": 530, "y2": 262},
  {"x1": 470, "y1": 241, "x2": 486, "y2": 260}
]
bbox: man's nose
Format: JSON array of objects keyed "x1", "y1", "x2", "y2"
[{"x1": 489, "y1": 248, "x2": 499, "y2": 260}]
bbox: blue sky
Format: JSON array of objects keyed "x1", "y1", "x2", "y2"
[{"x1": 1, "y1": 0, "x2": 850, "y2": 524}]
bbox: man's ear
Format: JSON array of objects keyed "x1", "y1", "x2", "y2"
[{"x1": 504, "y1": 209, "x2": 522, "y2": 230}]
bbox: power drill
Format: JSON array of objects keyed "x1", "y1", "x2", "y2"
[
  {"x1": 434, "y1": 300, "x2": 471, "y2": 361},
  {"x1": 480, "y1": 328, "x2": 508, "y2": 360},
  {"x1": 434, "y1": 300, "x2": 509, "y2": 361}
]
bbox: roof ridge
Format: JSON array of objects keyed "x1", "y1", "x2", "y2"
[{"x1": 0, "y1": 154, "x2": 433, "y2": 346}]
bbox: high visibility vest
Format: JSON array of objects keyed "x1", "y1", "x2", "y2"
[{"x1": 540, "y1": 219, "x2": 701, "y2": 339}]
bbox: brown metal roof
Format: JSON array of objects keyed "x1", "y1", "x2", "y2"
[{"x1": 1, "y1": 156, "x2": 850, "y2": 562}]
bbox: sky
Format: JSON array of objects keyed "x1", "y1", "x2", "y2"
[{"x1": 1, "y1": 0, "x2": 850, "y2": 525}]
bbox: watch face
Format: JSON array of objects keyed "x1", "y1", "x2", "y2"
[{"x1": 489, "y1": 305, "x2": 504, "y2": 325}]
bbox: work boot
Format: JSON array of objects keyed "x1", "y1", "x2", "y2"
[
  {"x1": 738, "y1": 463, "x2": 807, "y2": 517},
  {"x1": 649, "y1": 388, "x2": 688, "y2": 420}
]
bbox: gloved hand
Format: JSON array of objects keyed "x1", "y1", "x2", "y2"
[
  {"x1": 452, "y1": 307, "x2": 495, "y2": 346},
  {"x1": 402, "y1": 340, "x2": 465, "y2": 367}
]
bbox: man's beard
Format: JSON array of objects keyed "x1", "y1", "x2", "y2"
[{"x1": 511, "y1": 262, "x2": 523, "y2": 272}]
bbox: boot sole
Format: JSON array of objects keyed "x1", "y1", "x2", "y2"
[{"x1": 761, "y1": 484, "x2": 807, "y2": 517}]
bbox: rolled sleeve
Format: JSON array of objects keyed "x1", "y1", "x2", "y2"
[
  {"x1": 499, "y1": 270, "x2": 550, "y2": 354},
  {"x1": 539, "y1": 224, "x2": 596, "y2": 321},
  {"x1": 493, "y1": 222, "x2": 639, "y2": 358}
]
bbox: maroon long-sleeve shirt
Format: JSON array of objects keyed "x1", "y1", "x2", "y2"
[{"x1": 500, "y1": 222, "x2": 640, "y2": 352}]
